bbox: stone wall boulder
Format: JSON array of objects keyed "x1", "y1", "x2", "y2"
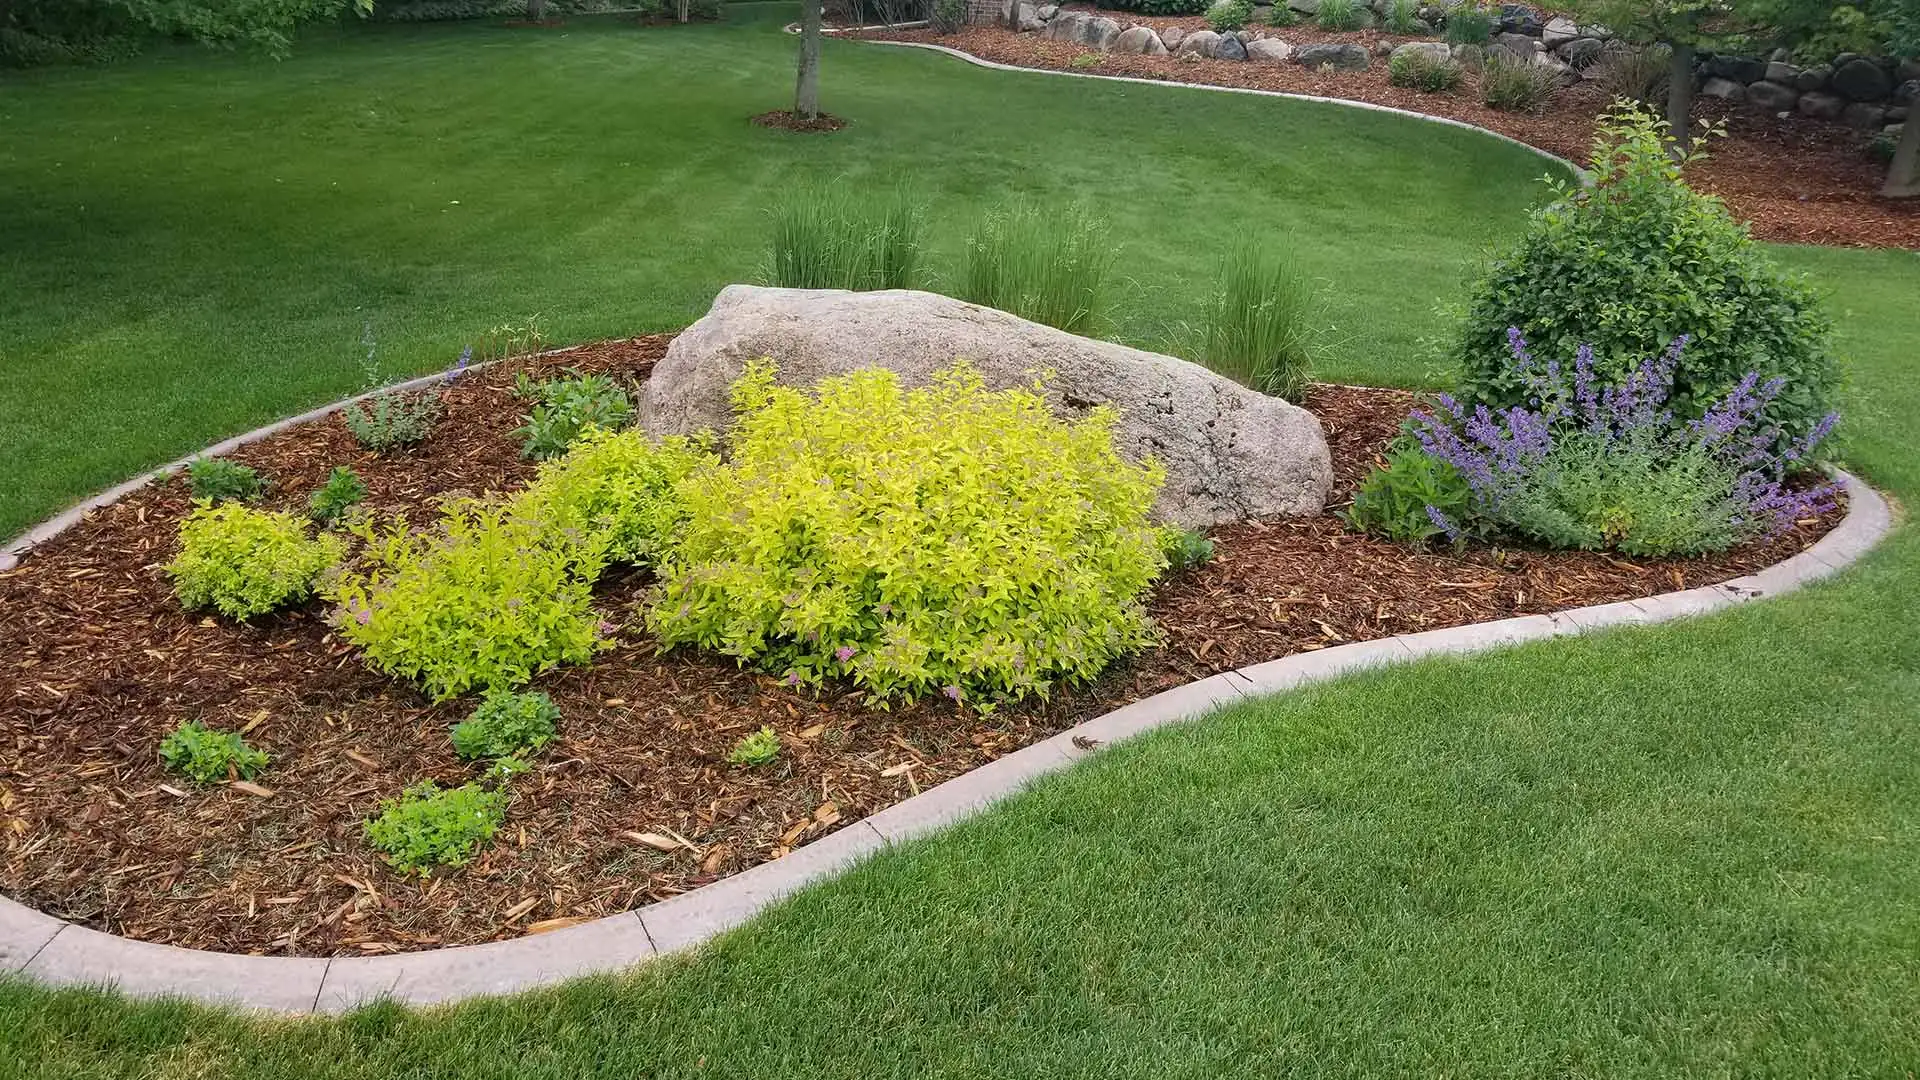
[
  {"x1": 1174, "y1": 28, "x2": 1220, "y2": 58},
  {"x1": 641, "y1": 286, "x2": 1334, "y2": 527},
  {"x1": 1114, "y1": 25, "x2": 1168, "y2": 55},
  {"x1": 1246, "y1": 37, "x2": 1292, "y2": 62},
  {"x1": 1295, "y1": 42, "x2": 1369, "y2": 70}
]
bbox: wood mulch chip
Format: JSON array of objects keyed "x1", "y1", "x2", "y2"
[
  {"x1": 750, "y1": 109, "x2": 848, "y2": 133},
  {"x1": 0, "y1": 336, "x2": 1840, "y2": 956},
  {"x1": 860, "y1": 13, "x2": 1920, "y2": 251}
]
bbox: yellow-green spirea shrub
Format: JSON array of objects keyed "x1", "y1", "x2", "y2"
[
  {"x1": 330, "y1": 500, "x2": 609, "y2": 702},
  {"x1": 510, "y1": 427, "x2": 716, "y2": 567},
  {"x1": 167, "y1": 504, "x2": 344, "y2": 619},
  {"x1": 646, "y1": 359, "x2": 1170, "y2": 706}
]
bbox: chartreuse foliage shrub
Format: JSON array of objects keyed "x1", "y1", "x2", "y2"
[
  {"x1": 158, "y1": 721, "x2": 270, "y2": 784},
  {"x1": 364, "y1": 781, "x2": 507, "y2": 877},
  {"x1": 510, "y1": 427, "x2": 715, "y2": 566},
  {"x1": 1452, "y1": 104, "x2": 1837, "y2": 445},
  {"x1": 331, "y1": 501, "x2": 609, "y2": 702},
  {"x1": 648, "y1": 360, "x2": 1168, "y2": 706},
  {"x1": 168, "y1": 505, "x2": 344, "y2": 619},
  {"x1": 451, "y1": 690, "x2": 560, "y2": 761}
]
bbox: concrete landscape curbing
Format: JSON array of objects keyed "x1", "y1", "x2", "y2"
[{"x1": 0, "y1": 451, "x2": 1890, "y2": 1012}]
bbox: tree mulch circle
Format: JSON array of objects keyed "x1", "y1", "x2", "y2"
[
  {"x1": 750, "y1": 109, "x2": 847, "y2": 133},
  {"x1": 0, "y1": 335, "x2": 1841, "y2": 957}
]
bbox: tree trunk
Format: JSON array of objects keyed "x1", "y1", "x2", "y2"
[
  {"x1": 527, "y1": 0, "x2": 547, "y2": 18},
  {"x1": 1007, "y1": 0, "x2": 1021, "y2": 30},
  {"x1": 1666, "y1": 40, "x2": 1695, "y2": 151},
  {"x1": 795, "y1": 0, "x2": 822, "y2": 119},
  {"x1": 1885, "y1": 115, "x2": 1920, "y2": 198}
]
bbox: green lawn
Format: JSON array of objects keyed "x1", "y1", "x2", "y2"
[{"x1": 5, "y1": 11, "x2": 1920, "y2": 1079}]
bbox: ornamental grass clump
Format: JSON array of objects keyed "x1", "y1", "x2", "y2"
[
  {"x1": 1402, "y1": 330, "x2": 1841, "y2": 556},
  {"x1": 767, "y1": 181, "x2": 922, "y2": 292},
  {"x1": 1200, "y1": 240, "x2": 1322, "y2": 402},
  {"x1": 958, "y1": 202, "x2": 1115, "y2": 335},
  {"x1": 647, "y1": 359, "x2": 1169, "y2": 706},
  {"x1": 168, "y1": 504, "x2": 344, "y2": 619}
]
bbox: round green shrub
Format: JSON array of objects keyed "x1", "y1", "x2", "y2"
[
  {"x1": 1450, "y1": 105, "x2": 1837, "y2": 445},
  {"x1": 168, "y1": 504, "x2": 343, "y2": 619},
  {"x1": 510, "y1": 427, "x2": 715, "y2": 567},
  {"x1": 647, "y1": 359, "x2": 1170, "y2": 706}
]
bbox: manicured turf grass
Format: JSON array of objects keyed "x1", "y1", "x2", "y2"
[{"x1": 4, "y1": 11, "x2": 1920, "y2": 1079}]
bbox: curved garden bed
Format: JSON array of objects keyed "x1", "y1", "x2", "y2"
[{"x1": 0, "y1": 333, "x2": 1862, "y2": 975}]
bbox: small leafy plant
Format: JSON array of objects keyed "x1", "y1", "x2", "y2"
[
  {"x1": 185, "y1": 457, "x2": 264, "y2": 504},
  {"x1": 1206, "y1": 0, "x2": 1253, "y2": 32},
  {"x1": 364, "y1": 781, "x2": 508, "y2": 877},
  {"x1": 1317, "y1": 0, "x2": 1364, "y2": 31},
  {"x1": 341, "y1": 330, "x2": 458, "y2": 452},
  {"x1": 1344, "y1": 440, "x2": 1476, "y2": 544},
  {"x1": 513, "y1": 370, "x2": 634, "y2": 460},
  {"x1": 476, "y1": 316, "x2": 545, "y2": 362},
  {"x1": 158, "y1": 721, "x2": 270, "y2": 784},
  {"x1": 931, "y1": 0, "x2": 965, "y2": 32},
  {"x1": 451, "y1": 690, "x2": 561, "y2": 761},
  {"x1": 308, "y1": 466, "x2": 368, "y2": 526},
  {"x1": 1389, "y1": 48, "x2": 1463, "y2": 92},
  {"x1": 959, "y1": 201, "x2": 1115, "y2": 335},
  {"x1": 1480, "y1": 51, "x2": 1559, "y2": 112},
  {"x1": 1265, "y1": 3, "x2": 1298, "y2": 24},
  {"x1": 1069, "y1": 51, "x2": 1102, "y2": 69},
  {"x1": 1200, "y1": 240, "x2": 1322, "y2": 402},
  {"x1": 1443, "y1": 0, "x2": 1492, "y2": 43},
  {"x1": 1383, "y1": 0, "x2": 1421, "y2": 34},
  {"x1": 169, "y1": 504, "x2": 344, "y2": 619},
  {"x1": 1163, "y1": 528, "x2": 1215, "y2": 571},
  {"x1": 727, "y1": 727, "x2": 781, "y2": 767}
]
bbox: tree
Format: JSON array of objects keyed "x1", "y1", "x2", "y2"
[
  {"x1": 794, "y1": 0, "x2": 822, "y2": 119},
  {"x1": 1745, "y1": 0, "x2": 1918, "y2": 196},
  {"x1": 1877, "y1": 0, "x2": 1918, "y2": 196},
  {"x1": 1575, "y1": 1, "x2": 1738, "y2": 150},
  {"x1": 2, "y1": 0, "x2": 367, "y2": 62}
]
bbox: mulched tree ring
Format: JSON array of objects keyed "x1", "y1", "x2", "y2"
[
  {"x1": 751, "y1": 109, "x2": 848, "y2": 133},
  {"x1": 0, "y1": 336, "x2": 1843, "y2": 957}
]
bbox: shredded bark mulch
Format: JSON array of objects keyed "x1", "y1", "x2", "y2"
[
  {"x1": 751, "y1": 109, "x2": 848, "y2": 133},
  {"x1": 0, "y1": 336, "x2": 1840, "y2": 957},
  {"x1": 861, "y1": 13, "x2": 1920, "y2": 251}
]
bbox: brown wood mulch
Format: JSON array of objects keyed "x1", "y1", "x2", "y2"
[
  {"x1": 861, "y1": 13, "x2": 1920, "y2": 251},
  {"x1": 750, "y1": 108, "x2": 848, "y2": 133},
  {"x1": 0, "y1": 336, "x2": 1840, "y2": 957}
]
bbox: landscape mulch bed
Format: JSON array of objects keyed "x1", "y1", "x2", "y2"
[
  {"x1": 860, "y1": 14, "x2": 1920, "y2": 251},
  {"x1": 0, "y1": 335, "x2": 1840, "y2": 957},
  {"x1": 750, "y1": 108, "x2": 848, "y2": 133}
]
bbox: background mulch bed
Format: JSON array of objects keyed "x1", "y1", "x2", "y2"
[
  {"x1": 861, "y1": 15, "x2": 1920, "y2": 251},
  {"x1": 0, "y1": 337, "x2": 1839, "y2": 956}
]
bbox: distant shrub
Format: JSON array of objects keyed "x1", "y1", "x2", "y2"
[
  {"x1": 1443, "y1": 0, "x2": 1492, "y2": 43},
  {"x1": 158, "y1": 722, "x2": 270, "y2": 785},
  {"x1": 1451, "y1": 105, "x2": 1837, "y2": 447},
  {"x1": 1480, "y1": 51, "x2": 1559, "y2": 111},
  {"x1": 1098, "y1": 0, "x2": 1208, "y2": 14},
  {"x1": 512, "y1": 369, "x2": 634, "y2": 460},
  {"x1": 1592, "y1": 42, "x2": 1670, "y2": 104},
  {"x1": 309, "y1": 466, "x2": 369, "y2": 526},
  {"x1": 451, "y1": 690, "x2": 560, "y2": 761},
  {"x1": 1206, "y1": 0, "x2": 1253, "y2": 32},
  {"x1": 364, "y1": 781, "x2": 507, "y2": 877},
  {"x1": 931, "y1": 0, "x2": 965, "y2": 32},
  {"x1": 186, "y1": 457, "x2": 264, "y2": 504},
  {"x1": 1200, "y1": 241, "x2": 1322, "y2": 403},
  {"x1": 727, "y1": 727, "x2": 781, "y2": 767},
  {"x1": 511, "y1": 427, "x2": 715, "y2": 567},
  {"x1": 958, "y1": 202, "x2": 1115, "y2": 335},
  {"x1": 648, "y1": 360, "x2": 1169, "y2": 706},
  {"x1": 1316, "y1": 0, "x2": 1364, "y2": 31},
  {"x1": 1265, "y1": 3, "x2": 1298, "y2": 25},
  {"x1": 1389, "y1": 48, "x2": 1463, "y2": 91},
  {"x1": 767, "y1": 181, "x2": 923, "y2": 292},
  {"x1": 168, "y1": 505, "x2": 343, "y2": 619},
  {"x1": 1344, "y1": 439, "x2": 1476, "y2": 544},
  {"x1": 332, "y1": 501, "x2": 608, "y2": 701},
  {"x1": 1384, "y1": 0, "x2": 1421, "y2": 34},
  {"x1": 1163, "y1": 528, "x2": 1216, "y2": 571}
]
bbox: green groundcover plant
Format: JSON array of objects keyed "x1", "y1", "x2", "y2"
[
  {"x1": 451, "y1": 689, "x2": 561, "y2": 761},
  {"x1": 157, "y1": 721, "x2": 270, "y2": 784},
  {"x1": 513, "y1": 369, "x2": 634, "y2": 460},
  {"x1": 648, "y1": 359, "x2": 1170, "y2": 706},
  {"x1": 185, "y1": 456, "x2": 264, "y2": 503},
  {"x1": 364, "y1": 781, "x2": 507, "y2": 876},
  {"x1": 168, "y1": 504, "x2": 344, "y2": 619}
]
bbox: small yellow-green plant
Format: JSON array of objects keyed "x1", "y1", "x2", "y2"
[
  {"x1": 648, "y1": 360, "x2": 1168, "y2": 706},
  {"x1": 185, "y1": 457, "x2": 264, "y2": 503},
  {"x1": 308, "y1": 465, "x2": 368, "y2": 526},
  {"x1": 158, "y1": 721, "x2": 270, "y2": 784},
  {"x1": 168, "y1": 504, "x2": 344, "y2": 619},
  {"x1": 364, "y1": 781, "x2": 507, "y2": 877},
  {"x1": 331, "y1": 501, "x2": 609, "y2": 701},
  {"x1": 511, "y1": 428, "x2": 716, "y2": 567},
  {"x1": 727, "y1": 726, "x2": 781, "y2": 767},
  {"x1": 451, "y1": 689, "x2": 561, "y2": 761}
]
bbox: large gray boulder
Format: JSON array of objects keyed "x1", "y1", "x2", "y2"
[
  {"x1": 1042, "y1": 11, "x2": 1086, "y2": 40},
  {"x1": 1391, "y1": 41, "x2": 1451, "y2": 65},
  {"x1": 1295, "y1": 42, "x2": 1369, "y2": 70},
  {"x1": 1214, "y1": 33, "x2": 1248, "y2": 60},
  {"x1": 1113, "y1": 25, "x2": 1168, "y2": 55},
  {"x1": 1075, "y1": 14, "x2": 1123, "y2": 49},
  {"x1": 1746, "y1": 80, "x2": 1800, "y2": 112},
  {"x1": 1245, "y1": 37, "x2": 1293, "y2": 62},
  {"x1": 1174, "y1": 28, "x2": 1221, "y2": 58},
  {"x1": 642, "y1": 287, "x2": 1333, "y2": 527},
  {"x1": 1832, "y1": 57, "x2": 1892, "y2": 101}
]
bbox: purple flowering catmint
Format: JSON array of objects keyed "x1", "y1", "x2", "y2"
[
  {"x1": 1426, "y1": 505, "x2": 1462, "y2": 542},
  {"x1": 443, "y1": 345, "x2": 472, "y2": 385}
]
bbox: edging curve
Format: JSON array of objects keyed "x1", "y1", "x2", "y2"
[{"x1": 0, "y1": 468, "x2": 1890, "y2": 1013}]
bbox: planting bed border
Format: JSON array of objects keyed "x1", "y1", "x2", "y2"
[{"x1": 0, "y1": 354, "x2": 1893, "y2": 1013}]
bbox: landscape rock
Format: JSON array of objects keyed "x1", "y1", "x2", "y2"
[
  {"x1": 1373, "y1": 38, "x2": 1394, "y2": 57},
  {"x1": 642, "y1": 286, "x2": 1334, "y2": 527},
  {"x1": 1896, "y1": 80, "x2": 1919, "y2": 105},
  {"x1": 1707, "y1": 55, "x2": 1766, "y2": 84},
  {"x1": 1391, "y1": 41, "x2": 1451, "y2": 65},
  {"x1": 1113, "y1": 25, "x2": 1167, "y2": 55},
  {"x1": 1889, "y1": 109, "x2": 1908, "y2": 124},
  {"x1": 1294, "y1": 42, "x2": 1369, "y2": 70},
  {"x1": 1797, "y1": 91, "x2": 1846, "y2": 120},
  {"x1": 1451, "y1": 42, "x2": 1486, "y2": 71},
  {"x1": 1036, "y1": 3, "x2": 1058, "y2": 17},
  {"x1": 1286, "y1": 0, "x2": 1318, "y2": 13},
  {"x1": 1016, "y1": 3, "x2": 1045, "y2": 31},
  {"x1": 1746, "y1": 80, "x2": 1799, "y2": 112},
  {"x1": 1160, "y1": 25, "x2": 1185, "y2": 49},
  {"x1": 1075, "y1": 15, "x2": 1123, "y2": 49},
  {"x1": 1557, "y1": 37, "x2": 1603, "y2": 69},
  {"x1": 1832, "y1": 57, "x2": 1893, "y2": 101},
  {"x1": 1795, "y1": 64, "x2": 1831, "y2": 92},
  {"x1": 1901, "y1": 58, "x2": 1920, "y2": 84},
  {"x1": 1214, "y1": 33, "x2": 1248, "y2": 60},
  {"x1": 1701, "y1": 77, "x2": 1747, "y2": 104},
  {"x1": 1042, "y1": 11, "x2": 1085, "y2": 40},
  {"x1": 1494, "y1": 32, "x2": 1538, "y2": 59},
  {"x1": 1495, "y1": 3, "x2": 1541, "y2": 36},
  {"x1": 1843, "y1": 102, "x2": 1888, "y2": 130},
  {"x1": 1541, "y1": 15, "x2": 1577, "y2": 45},
  {"x1": 1764, "y1": 61, "x2": 1799, "y2": 84},
  {"x1": 1174, "y1": 28, "x2": 1220, "y2": 57},
  {"x1": 1245, "y1": 37, "x2": 1293, "y2": 62}
]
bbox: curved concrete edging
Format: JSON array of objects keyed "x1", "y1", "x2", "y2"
[{"x1": 0, "y1": 455, "x2": 1892, "y2": 1012}]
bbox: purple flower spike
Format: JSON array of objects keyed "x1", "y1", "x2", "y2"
[
  {"x1": 1425, "y1": 505, "x2": 1462, "y2": 542},
  {"x1": 942, "y1": 685, "x2": 963, "y2": 702}
]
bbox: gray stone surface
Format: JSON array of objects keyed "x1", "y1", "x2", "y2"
[
  {"x1": 1042, "y1": 10, "x2": 1085, "y2": 40},
  {"x1": 1796, "y1": 64, "x2": 1832, "y2": 92},
  {"x1": 1394, "y1": 614, "x2": 1575, "y2": 660},
  {"x1": 1036, "y1": 2, "x2": 1057, "y2": 17},
  {"x1": 1286, "y1": 0, "x2": 1318, "y2": 12},
  {"x1": 1233, "y1": 638, "x2": 1414, "y2": 695},
  {"x1": 1843, "y1": 101, "x2": 1888, "y2": 129},
  {"x1": 1798, "y1": 91, "x2": 1847, "y2": 120},
  {"x1": 1160, "y1": 24, "x2": 1185, "y2": 49},
  {"x1": 1557, "y1": 37, "x2": 1602, "y2": 69},
  {"x1": 24, "y1": 924, "x2": 330, "y2": 1012},
  {"x1": 1708, "y1": 54, "x2": 1766, "y2": 84},
  {"x1": 1391, "y1": 41, "x2": 1452, "y2": 65},
  {"x1": 1294, "y1": 42, "x2": 1369, "y2": 70},
  {"x1": 1701, "y1": 77, "x2": 1747, "y2": 103},
  {"x1": 1494, "y1": 32, "x2": 1538, "y2": 58},
  {"x1": 1540, "y1": 15, "x2": 1576, "y2": 45},
  {"x1": 1833, "y1": 57, "x2": 1893, "y2": 101},
  {"x1": 639, "y1": 823, "x2": 887, "y2": 956},
  {"x1": 1557, "y1": 598, "x2": 1659, "y2": 631},
  {"x1": 1246, "y1": 37, "x2": 1293, "y2": 62},
  {"x1": 1113, "y1": 25, "x2": 1167, "y2": 55},
  {"x1": 1764, "y1": 60, "x2": 1799, "y2": 84},
  {"x1": 1017, "y1": 3, "x2": 1045, "y2": 31},
  {"x1": 861, "y1": 743, "x2": 1074, "y2": 847},
  {"x1": 1075, "y1": 14, "x2": 1122, "y2": 49},
  {"x1": 1174, "y1": 28, "x2": 1219, "y2": 57},
  {"x1": 0, "y1": 895, "x2": 64, "y2": 973},
  {"x1": 641, "y1": 286, "x2": 1333, "y2": 528},
  {"x1": 1059, "y1": 673, "x2": 1248, "y2": 754},
  {"x1": 1898, "y1": 80, "x2": 1920, "y2": 105},
  {"x1": 1746, "y1": 80, "x2": 1800, "y2": 112},
  {"x1": 1214, "y1": 33, "x2": 1248, "y2": 60},
  {"x1": 318, "y1": 912, "x2": 656, "y2": 1012}
]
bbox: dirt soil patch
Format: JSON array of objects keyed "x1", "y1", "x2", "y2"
[
  {"x1": 0, "y1": 336, "x2": 1840, "y2": 956},
  {"x1": 860, "y1": 13, "x2": 1920, "y2": 251},
  {"x1": 750, "y1": 108, "x2": 848, "y2": 133}
]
